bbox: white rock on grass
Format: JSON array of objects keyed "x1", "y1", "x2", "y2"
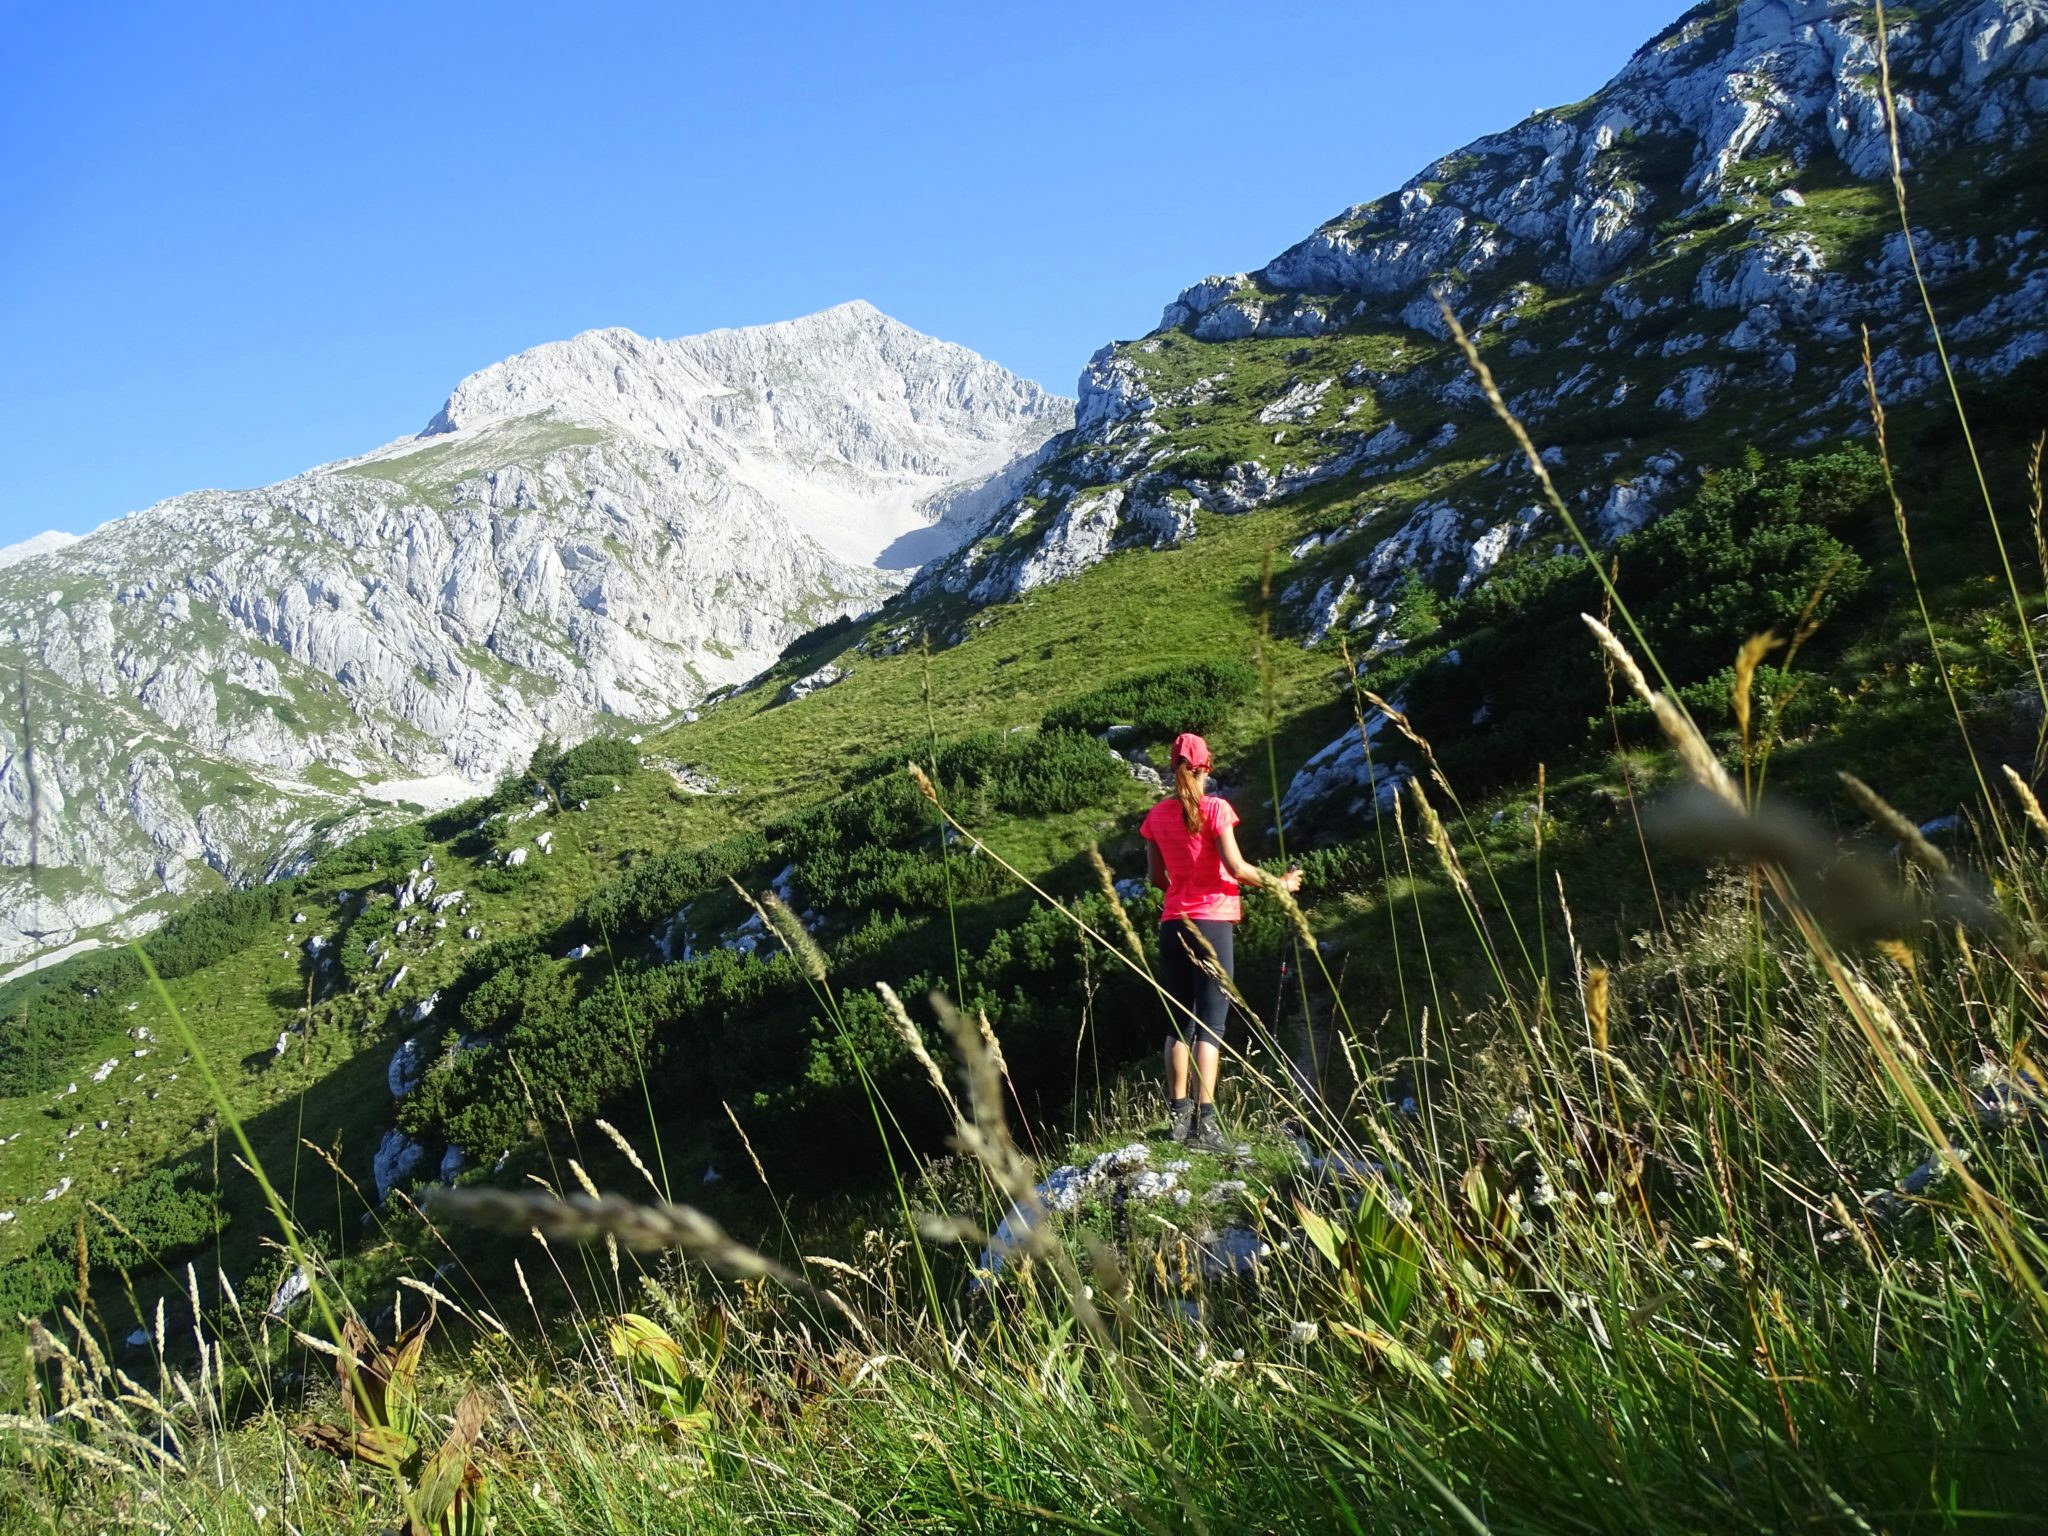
[
  {"x1": 388, "y1": 1036, "x2": 428, "y2": 1098},
  {"x1": 1129, "y1": 1169, "x2": 1182, "y2": 1201},
  {"x1": 268, "y1": 1266, "x2": 312, "y2": 1316},
  {"x1": 1282, "y1": 712, "x2": 1411, "y2": 826},
  {"x1": 373, "y1": 1129, "x2": 427, "y2": 1202},
  {"x1": 1197, "y1": 1226, "x2": 1273, "y2": 1277},
  {"x1": 1300, "y1": 575, "x2": 1357, "y2": 647},
  {"x1": 779, "y1": 664, "x2": 848, "y2": 704}
]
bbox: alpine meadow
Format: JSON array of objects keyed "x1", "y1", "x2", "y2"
[{"x1": 6, "y1": 2, "x2": 2048, "y2": 1531}]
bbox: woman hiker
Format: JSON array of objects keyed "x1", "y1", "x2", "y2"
[{"x1": 1140, "y1": 731, "x2": 1302, "y2": 1153}]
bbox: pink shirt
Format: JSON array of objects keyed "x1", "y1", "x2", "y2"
[{"x1": 1140, "y1": 795, "x2": 1242, "y2": 923}]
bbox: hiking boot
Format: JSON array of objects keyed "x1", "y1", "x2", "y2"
[
  {"x1": 1187, "y1": 1109, "x2": 1229, "y2": 1154},
  {"x1": 1165, "y1": 1097, "x2": 1194, "y2": 1144}
]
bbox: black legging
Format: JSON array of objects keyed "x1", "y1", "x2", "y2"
[{"x1": 1159, "y1": 918, "x2": 1234, "y2": 1049}]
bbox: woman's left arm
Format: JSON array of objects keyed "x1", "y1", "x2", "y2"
[
  {"x1": 1217, "y1": 822, "x2": 1303, "y2": 893},
  {"x1": 1147, "y1": 839, "x2": 1168, "y2": 892}
]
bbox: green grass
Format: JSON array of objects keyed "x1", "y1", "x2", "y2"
[
  {"x1": 652, "y1": 502, "x2": 1339, "y2": 814},
  {"x1": 8, "y1": 675, "x2": 2047, "y2": 1531},
  {"x1": 5, "y1": 37, "x2": 2048, "y2": 1530},
  {"x1": 334, "y1": 415, "x2": 607, "y2": 498}
]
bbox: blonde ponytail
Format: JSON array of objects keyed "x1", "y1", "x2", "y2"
[{"x1": 1174, "y1": 757, "x2": 1204, "y2": 835}]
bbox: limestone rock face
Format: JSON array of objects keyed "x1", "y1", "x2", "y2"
[
  {"x1": 0, "y1": 532, "x2": 78, "y2": 570},
  {"x1": 1244, "y1": 0, "x2": 2046, "y2": 306},
  {"x1": 915, "y1": 0, "x2": 2048, "y2": 639},
  {"x1": 0, "y1": 303, "x2": 1071, "y2": 965},
  {"x1": 1282, "y1": 713, "x2": 1412, "y2": 827}
]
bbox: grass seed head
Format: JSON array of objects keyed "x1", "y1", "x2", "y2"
[
  {"x1": 1838, "y1": 771, "x2": 1953, "y2": 883},
  {"x1": 2003, "y1": 764, "x2": 2048, "y2": 841},
  {"x1": 1405, "y1": 779, "x2": 1473, "y2": 903},
  {"x1": 594, "y1": 1119, "x2": 663, "y2": 1198},
  {"x1": 1088, "y1": 842, "x2": 1150, "y2": 967},
  {"x1": 763, "y1": 891, "x2": 829, "y2": 982},
  {"x1": 1582, "y1": 614, "x2": 1741, "y2": 808},
  {"x1": 877, "y1": 981, "x2": 961, "y2": 1121},
  {"x1": 1732, "y1": 631, "x2": 1782, "y2": 745},
  {"x1": 427, "y1": 1187, "x2": 800, "y2": 1286}
]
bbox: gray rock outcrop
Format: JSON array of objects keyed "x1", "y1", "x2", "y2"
[{"x1": 915, "y1": 0, "x2": 2048, "y2": 631}]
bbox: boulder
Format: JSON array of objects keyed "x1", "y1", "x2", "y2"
[
  {"x1": 388, "y1": 1036, "x2": 428, "y2": 1097},
  {"x1": 372, "y1": 1129, "x2": 427, "y2": 1203},
  {"x1": 780, "y1": 664, "x2": 847, "y2": 704}
]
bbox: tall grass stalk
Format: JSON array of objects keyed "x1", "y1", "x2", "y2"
[{"x1": 1871, "y1": 0, "x2": 2048, "y2": 740}]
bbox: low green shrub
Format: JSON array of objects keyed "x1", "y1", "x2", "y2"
[
  {"x1": 474, "y1": 858, "x2": 541, "y2": 895},
  {"x1": 0, "y1": 876, "x2": 317, "y2": 1095},
  {"x1": 307, "y1": 825, "x2": 428, "y2": 882},
  {"x1": 89, "y1": 1161, "x2": 226, "y2": 1269},
  {"x1": 1376, "y1": 444, "x2": 1879, "y2": 790},
  {"x1": 530, "y1": 736, "x2": 640, "y2": 801},
  {"x1": 577, "y1": 832, "x2": 772, "y2": 937},
  {"x1": 1040, "y1": 659, "x2": 1260, "y2": 741}
]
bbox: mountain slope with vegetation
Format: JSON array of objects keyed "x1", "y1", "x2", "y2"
[
  {"x1": 4, "y1": 1, "x2": 2048, "y2": 1530},
  {"x1": 0, "y1": 302, "x2": 1070, "y2": 968}
]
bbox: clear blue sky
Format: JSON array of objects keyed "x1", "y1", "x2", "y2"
[{"x1": 0, "y1": 0, "x2": 1670, "y2": 544}]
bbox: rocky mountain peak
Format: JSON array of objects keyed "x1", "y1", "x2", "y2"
[
  {"x1": 1148, "y1": 0, "x2": 2046, "y2": 346},
  {"x1": 0, "y1": 531, "x2": 80, "y2": 571},
  {"x1": 0, "y1": 307, "x2": 1071, "y2": 968},
  {"x1": 423, "y1": 301, "x2": 1067, "y2": 476}
]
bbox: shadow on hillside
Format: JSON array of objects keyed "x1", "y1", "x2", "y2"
[
  {"x1": 76, "y1": 1009, "x2": 416, "y2": 1355},
  {"x1": 876, "y1": 522, "x2": 968, "y2": 571}
]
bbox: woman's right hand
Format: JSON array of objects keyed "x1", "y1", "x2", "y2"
[{"x1": 1276, "y1": 866, "x2": 1303, "y2": 894}]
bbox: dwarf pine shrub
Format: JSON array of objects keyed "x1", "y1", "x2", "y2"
[{"x1": 1040, "y1": 658, "x2": 1260, "y2": 740}]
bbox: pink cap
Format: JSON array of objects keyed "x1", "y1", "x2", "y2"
[{"x1": 1171, "y1": 732, "x2": 1213, "y2": 772}]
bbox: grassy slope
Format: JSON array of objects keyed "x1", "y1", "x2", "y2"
[
  {"x1": 3, "y1": 376, "x2": 2032, "y2": 1366},
  {"x1": 2, "y1": 104, "x2": 2046, "y2": 1531},
  {"x1": 0, "y1": 486, "x2": 1323, "y2": 1268},
  {"x1": 3, "y1": 280, "x2": 2039, "y2": 1330}
]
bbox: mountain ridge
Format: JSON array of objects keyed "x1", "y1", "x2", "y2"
[
  {"x1": 4, "y1": 0, "x2": 2044, "y2": 969},
  {"x1": 910, "y1": 0, "x2": 2046, "y2": 823},
  {"x1": 0, "y1": 304, "x2": 1072, "y2": 967}
]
